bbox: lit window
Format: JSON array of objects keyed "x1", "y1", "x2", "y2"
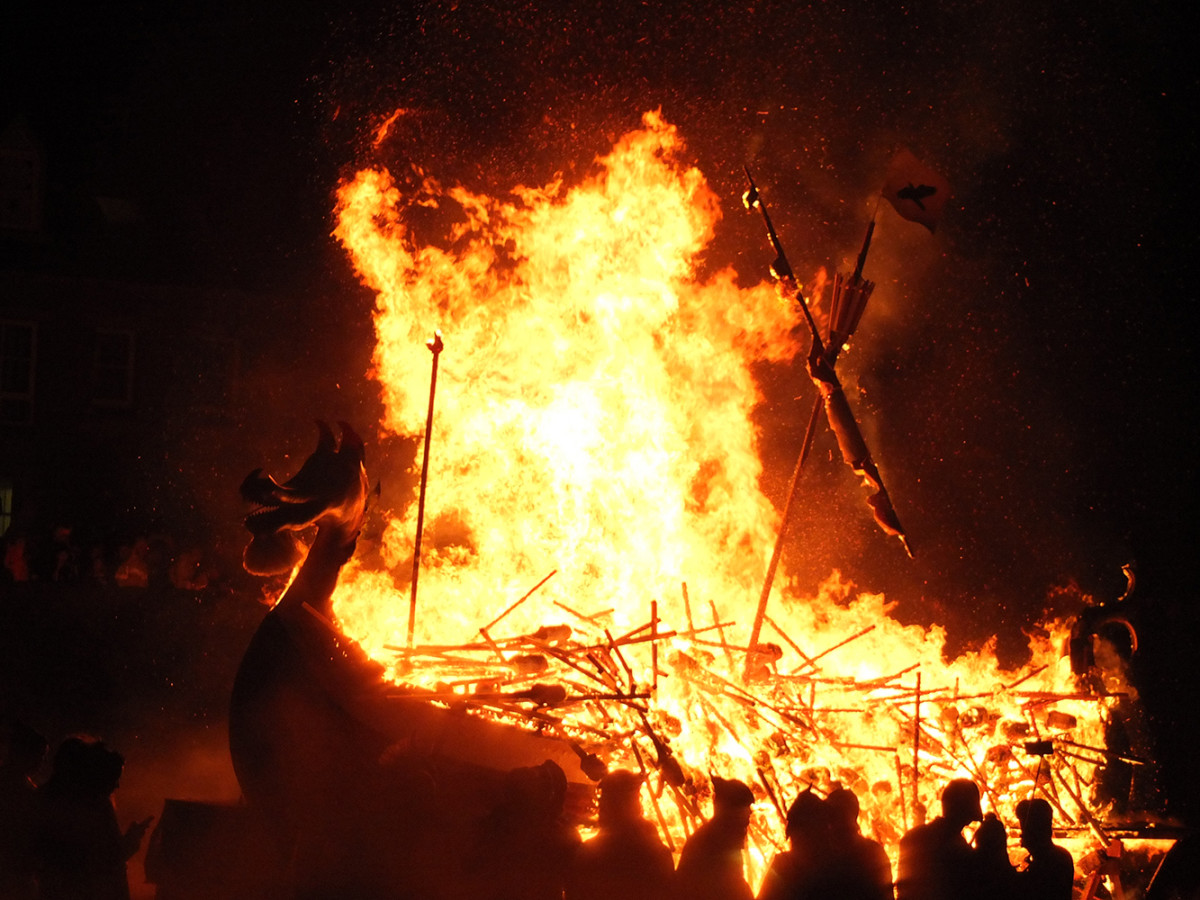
[
  {"x1": 0, "y1": 479, "x2": 12, "y2": 537},
  {"x1": 0, "y1": 319, "x2": 36, "y2": 424}
]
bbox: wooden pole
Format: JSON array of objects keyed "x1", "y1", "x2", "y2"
[
  {"x1": 651, "y1": 599, "x2": 659, "y2": 694},
  {"x1": 480, "y1": 568, "x2": 558, "y2": 633},
  {"x1": 408, "y1": 331, "x2": 443, "y2": 649},
  {"x1": 912, "y1": 671, "x2": 922, "y2": 816},
  {"x1": 744, "y1": 396, "x2": 823, "y2": 678}
]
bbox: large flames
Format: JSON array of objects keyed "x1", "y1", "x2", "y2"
[{"x1": 329, "y1": 111, "x2": 1118, "y2": 883}]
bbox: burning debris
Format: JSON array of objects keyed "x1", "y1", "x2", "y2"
[{"x1": 226, "y1": 112, "x2": 1172, "y2": 895}]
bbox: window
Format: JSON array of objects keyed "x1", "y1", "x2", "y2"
[
  {"x1": 0, "y1": 319, "x2": 36, "y2": 424},
  {"x1": 93, "y1": 328, "x2": 135, "y2": 408},
  {"x1": 0, "y1": 479, "x2": 12, "y2": 537}
]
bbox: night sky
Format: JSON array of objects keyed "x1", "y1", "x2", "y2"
[{"x1": 4, "y1": 0, "x2": 1198, "y2": 809}]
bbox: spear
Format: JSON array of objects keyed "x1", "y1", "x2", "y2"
[{"x1": 407, "y1": 330, "x2": 444, "y2": 649}]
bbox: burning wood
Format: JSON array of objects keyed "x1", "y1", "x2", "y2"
[{"x1": 369, "y1": 589, "x2": 1136, "y2": 879}]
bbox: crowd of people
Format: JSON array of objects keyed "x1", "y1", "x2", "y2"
[
  {"x1": 2, "y1": 523, "x2": 225, "y2": 593},
  {"x1": 0, "y1": 722, "x2": 151, "y2": 900},
  {"x1": 478, "y1": 767, "x2": 1075, "y2": 900},
  {"x1": 454, "y1": 763, "x2": 1074, "y2": 900},
  {"x1": 591, "y1": 772, "x2": 1073, "y2": 900},
  {"x1": 1, "y1": 712, "x2": 1076, "y2": 900}
]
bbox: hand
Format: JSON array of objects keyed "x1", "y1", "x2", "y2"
[{"x1": 125, "y1": 815, "x2": 155, "y2": 846}]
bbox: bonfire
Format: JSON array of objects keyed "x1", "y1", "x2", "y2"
[{"x1": 233, "y1": 111, "x2": 1167, "y2": 893}]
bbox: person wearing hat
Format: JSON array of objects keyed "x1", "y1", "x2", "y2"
[
  {"x1": 1015, "y1": 798, "x2": 1074, "y2": 899},
  {"x1": 566, "y1": 770, "x2": 673, "y2": 900},
  {"x1": 896, "y1": 778, "x2": 983, "y2": 900},
  {"x1": 673, "y1": 776, "x2": 755, "y2": 900}
]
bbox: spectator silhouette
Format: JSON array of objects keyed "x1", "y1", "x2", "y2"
[
  {"x1": 465, "y1": 760, "x2": 581, "y2": 900},
  {"x1": 674, "y1": 776, "x2": 755, "y2": 900},
  {"x1": 1015, "y1": 798, "x2": 1074, "y2": 899},
  {"x1": 49, "y1": 525, "x2": 79, "y2": 583},
  {"x1": 896, "y1": 778, "x2": 982, "y2": 900},
  {"x1": 0, "y1": 721, "x2": 47, "y2": 900},
  {"x1": 757, "y1": 788, "x2": 829, "y2": 900},
  {"x1": 566, "y1": 769, "x2": 673, "y2": 900},
  {"x1": 824, "y1": 785, "x2": 894, "y2": 900},
  {"x1": 114, "y1": 539, "x2": 149, "y2": 588},
  {"x1": 3, "y1": 533, "x2": 30, "y2": 583},
  {"x1": 972, "y1": 812, "x2": 1017, "y2": 900},
  {"x1": 32, "y1": 736, "x2": 153, "y2": 900}
]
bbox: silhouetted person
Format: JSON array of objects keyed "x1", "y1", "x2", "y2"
[
  {"x1": 32, "y1": 736, "x2": 153, "y2": 900},
  {"x1": 3, "y1": 533, "x2": 30, "y2": 583},
  {"x1": 757, "y1": 788, "x2": 829, "y2": 900},
  {"x1": 113, "y1": 539, "x2": 149, "y2": 588},
  {"x1": 896, "y1": 778, "x2": 983, "y2": 900},
  {"x1": 1015, "y1": 798, "x2": 1074, "y2": 899},
  {"x1": 0, "y1": 722, "x2": 47, "y2": 900},
  {"x1": 674, "y1": 777, "x2": 754, "y2": 900},
  {"x1": 972, "y1": 812, "x2": 1017, "y2": 900},
  {"x1": 566, "y1": 770, "x2": 673, "y2": 900},
  {"x1": 465, "y1": 760, "x2": 581, "y2": 900},
  {"x1": 824, "y1": 786, "x2": 893, "y2": 900},
  {"x1": 49, "y1": 525, "x2": 78, "y2": 583}
]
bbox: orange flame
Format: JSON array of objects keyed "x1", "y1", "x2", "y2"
[
  {"x1": 371, "y1": 108, "x2": 410, "y2": 147},
  {"x1": 331, "y1": 110, "x2": 1115, "y2": 883}
]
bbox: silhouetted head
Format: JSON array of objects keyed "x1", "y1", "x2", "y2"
[
  {"x1": 712, "y1": 776, "x2": 754, "y2": 831},
  {"x1": 974, "y1": 812, "x2": 1008, "y2": 860},
  {"x1": 501, "y1": 759, "x2": 568, "y2": 821},
  {"x1": 826, "y1": 786, "x2": 861, "y2": 836},
  {"x1": 598, "y1": 769, "x2": 643, "y2": 826},
  {"x1": 785, "y1": 788, "x2": 828, "y2": 845},
  {"x1": 1016, "y1": 798, "x2": 1054, "y2": 850},
  {"x1": 940, "y1": 778, "x2": 982, "y2": 828},
  {"x1": 48, "y1": 736, "x2": 124, "y2": 798}
]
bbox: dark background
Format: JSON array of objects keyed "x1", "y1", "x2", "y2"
[{"x1": 3, "y1": 0, "x2": 1197, "y2": 834}]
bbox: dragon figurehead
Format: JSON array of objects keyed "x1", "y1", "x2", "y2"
[{"x1": 240, "y1": 420, "x2": 370, "y2": 578}]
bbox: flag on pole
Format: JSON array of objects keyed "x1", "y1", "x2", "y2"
[{"x1": 882, "y1": 148, "x2": 951, "y2": 232}]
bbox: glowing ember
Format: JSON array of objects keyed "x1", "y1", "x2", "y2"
[{"x1": 330, "y1": 110, "x2": 1119, "y2": 884}]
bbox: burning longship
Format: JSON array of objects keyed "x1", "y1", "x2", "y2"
[{"x1": 231, "y1": 112, "x2": 1156, "y2": 893}]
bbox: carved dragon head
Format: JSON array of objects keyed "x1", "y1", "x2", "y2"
[{"x1": 240, "y1": 421, "x2": 370, "y2": 576}]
